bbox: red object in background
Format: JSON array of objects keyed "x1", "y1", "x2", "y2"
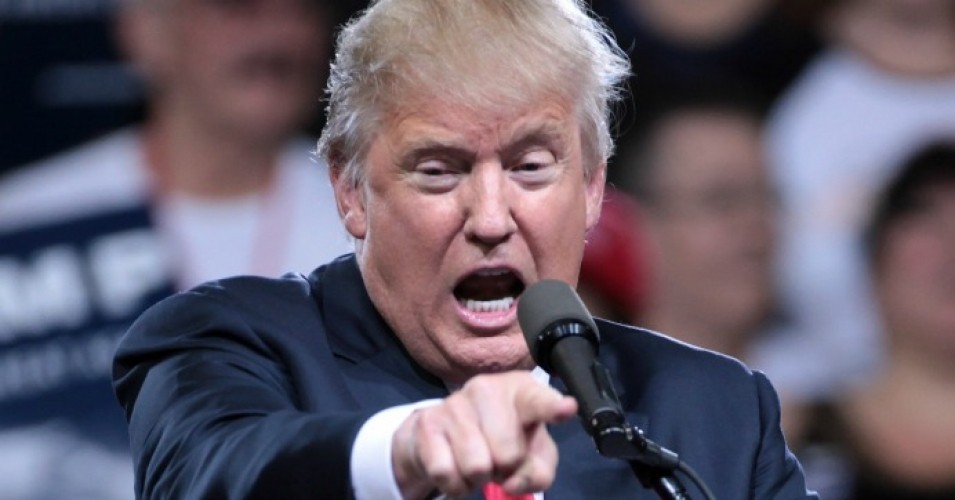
[{"x1": 579, "y1": 187, "x2": 648, "y2": 319}]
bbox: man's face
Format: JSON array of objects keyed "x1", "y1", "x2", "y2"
[
  {"x1": 644, "y1": 112, "x2": 777, "y2": 334},
  {"x1": 132, "y1": 0, "x2": 328, "y2": 142},
  {"x1": 335, "y1": 97, "x2": 605, "y2": 384}
]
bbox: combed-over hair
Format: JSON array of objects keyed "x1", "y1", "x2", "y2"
[{"x1": 317, "y1": 0, "x2": 630, "y2": 187}]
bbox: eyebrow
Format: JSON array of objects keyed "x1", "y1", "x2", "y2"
[
  {"x1": 395, "y1": 139, "x2": 476, "y2": 169},
  {"x1": 500, "y1": 121, "x2": 568, "y2": 160},
  {"x1": 394, "y1": 119, "x2": 570, "y2": 168}
]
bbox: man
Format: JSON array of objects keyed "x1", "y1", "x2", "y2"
[
  {"x1": 0, "y1": 1, "x2": 347, "y2": 498},
  {"x1": 620, "y1": 95, "x2": 779, "y2": 361},
  {"x1": 114, "y1": 0, "x2": 816, "y2": 498},
  {"x1": 617, "y1": 95, "x2": 816, "y2": 440},
  {"x1": 0, "y1": 0, "x2": 348, "y2": 284}
]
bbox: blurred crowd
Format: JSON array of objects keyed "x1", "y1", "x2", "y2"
[{"x1": 1, "y1": 0, "x2": 954, "y2": 499}]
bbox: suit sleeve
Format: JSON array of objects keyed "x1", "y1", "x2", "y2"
[
  {"x1": 113, "y1": 288, "x2": 375, "y2": 500},
  {"x1": 750, "y1": 371, "x2": 819, "y2": 499}
]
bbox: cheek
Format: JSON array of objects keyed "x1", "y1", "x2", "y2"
[
  {"x1": 661, "y1": 222, "x2": 717, "y2": 270},
  {"x1": 520, "y1": 193, "x2": 589, "y2": 280},
  {"x1": 877, "y1": 231, "x2": 948, "y2": 308},
  {"x1": 889, "y1": 232, "x2": 947, "y2": 281},
  {"x1": 173, "y1": 45, "x2": 228, "y2": 94},
  {"x1": 367, "y1": 193, "x2": 459, "y2": 261},
  {"x1": 877, "y1": 234, "x2": 955, "y2": 341}
]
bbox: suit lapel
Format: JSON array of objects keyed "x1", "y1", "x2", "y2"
[{"x1": 313, "y1": 256, "x2": 448, "y2": 412}]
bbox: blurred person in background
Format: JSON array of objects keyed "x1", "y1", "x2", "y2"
[
  {"x1": 767, "y1": 0, "x2": 955, "y2": 403},
  {"x1": 615, "y1": 92, "x2": 809, "y2": 436},
  {"x1": 0, "y1": 1, "x2": 349, "y2": 498},
  {"x1": 796, "y1": 141, "x2": 955, "y2": 499},
  {"x1": 589, "y1": 0, "x2": 820, "y2": 138}
]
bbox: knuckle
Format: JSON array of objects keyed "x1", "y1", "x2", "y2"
[
  {"x1": 424, "y1": 461, "x2": 455, "y2": 486},
  {"x1": 459, "y1": 457, "x2": 492, "y2": 481},
  {"x1": 491, "y1": 439, "x2": 525, "y2": 470},
  {"x1": 415, "y1": 407, "x2": 444, "y2": 433}
]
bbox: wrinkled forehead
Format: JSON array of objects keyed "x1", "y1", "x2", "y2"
[{"x1": 377, "y1": 91, "x2": 582, "y2": 154}]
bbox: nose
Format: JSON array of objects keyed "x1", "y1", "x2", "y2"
[{"x1": 463, "y1": 163, "x2": 517, "y2": 248}]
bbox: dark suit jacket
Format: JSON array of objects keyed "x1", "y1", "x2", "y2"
[{"x1": 113, "y1": 254, "x2": 815, "y2": 499}]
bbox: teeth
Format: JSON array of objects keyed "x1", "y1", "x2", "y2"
[{"x1": 464, "y1": 297, "x2": 515, "y2": 312}]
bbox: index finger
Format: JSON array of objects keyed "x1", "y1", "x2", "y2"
[
  {"x1": 512, "y1": 382, "x2": 577, "y2": 426},
  {"x1": 464, "y1": 373, "x2": 575, "y2": 473}
]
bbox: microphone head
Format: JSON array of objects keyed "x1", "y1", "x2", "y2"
[{"x1": 518, "y1": 279, "x2": 599, "y2": 367}]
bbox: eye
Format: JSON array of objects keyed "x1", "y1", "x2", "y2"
[
  {"x1": 516, "y1": 161, "x2": 545, "y2": 172},
  {"x1": 417, "y1": 158, "x2": 462, "y2": 176},
  {"x1": 410, "y1": 159, "x2": 461, "y2": 192},
  {"x1": 511, "y1": 149, "x2": 558, "y2": 185}
]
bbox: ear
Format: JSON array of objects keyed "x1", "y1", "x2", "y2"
[
  {"x1": 329, "y1": 161, "x2": 368, "y2": 240},
  {"x1": 584, "y1": 163, "x2": 607, "y2": 231}
]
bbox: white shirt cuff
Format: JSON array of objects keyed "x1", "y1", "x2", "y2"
[{"x1": 350, "y1": 399, "x2": 442, "y2": 500}]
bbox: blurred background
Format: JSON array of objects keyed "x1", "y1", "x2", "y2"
[{"x1": 2, "y1": 0, "x2": 954, "y2": 499}]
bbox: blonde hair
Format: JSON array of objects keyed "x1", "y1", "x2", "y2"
[{"x1": 317, "y1": 0, "x2": 630, "y2": 186}]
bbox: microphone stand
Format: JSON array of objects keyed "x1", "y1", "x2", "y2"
[
  {"x1": 631, "y1": 463, "x2": 690, "y2": 500},
  {"x1": 589, "y1": 410, "x2": 691, "y2": 500}
]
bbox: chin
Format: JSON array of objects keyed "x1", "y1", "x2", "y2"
[{"x1": 452, "y1": 336, "x2": 531, "y2": 374}]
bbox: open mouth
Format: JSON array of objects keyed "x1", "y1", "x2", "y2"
[{"x1": 453, "y1": 268, "x2": 525, "y2": 313}]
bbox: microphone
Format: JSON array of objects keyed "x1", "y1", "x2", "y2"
[{"x1": 518, "y1": 279, "x2": 679, "y2": 469}]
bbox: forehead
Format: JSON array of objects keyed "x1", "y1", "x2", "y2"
[
  {"x1": 381, "y1": 96, "x2": 579, "y2": 150},
  {"x1": 653, "y1": 112, "x2": 764, "y2": 180},
  {"x1": 907, "y1": 181, "x2": 955, "y2": 207}
]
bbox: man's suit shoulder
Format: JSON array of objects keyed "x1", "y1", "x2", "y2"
[
  {"x1": 133, "y1": 271, "x2": 317, "y2": 332},
  {"x1": 595, "y1": 318, "x2": 764, "y2": 403},
  {"x1": 116, "y1": 269, "x2": 329, "y2": 385}
]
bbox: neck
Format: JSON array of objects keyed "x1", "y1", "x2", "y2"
[{"x1": 145, "y1": 109, "x2": 286, "y2": 198}]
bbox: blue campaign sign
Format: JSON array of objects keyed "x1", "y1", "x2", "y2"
[{"x1": 0, "y1": 205, "x2": 176, "y2": 448}]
